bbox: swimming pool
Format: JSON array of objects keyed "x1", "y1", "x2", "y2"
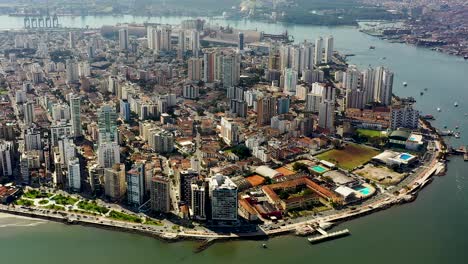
[
  {"x1": 399, "y1": 153, "x2": 413, "y2": 161},
  {"x1": 311, "y1": 165, "x2": 327, "y2": 174},
  {"x1": 355, "y1": 187, "x2": 371, "y2": 196}
]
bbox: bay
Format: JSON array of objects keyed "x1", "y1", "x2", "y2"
[{"x1": 0, "y1": 15, "x2": 467, "y2": 264}]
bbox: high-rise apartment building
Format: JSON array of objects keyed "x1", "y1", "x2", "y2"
[
  {"x1": 118, "y1": 28, "x2": 129, "y2": 50},
  {"x1": 209, "y1": 174, "x2": 238, "y2": 221},
  {"x1": 150, "y1": 175, "x2": 171, "y2": 213},
  {"x1": 318, "y1": 86, "x2": 336, "y2": 132}
]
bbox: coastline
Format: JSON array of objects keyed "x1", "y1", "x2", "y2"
[
  {"x1": 358, "y1": 24, "x2": 467, "y2": 60},
  {"x1": 0, "y1": 120, "x2": 447, "y2": 246}
]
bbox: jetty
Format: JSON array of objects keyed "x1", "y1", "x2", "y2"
[
  {"x1": 452, "y1": 146, "x2": 468, "y2": 161},
  {"x1": 308, "y1": 228, "x2": 350, "y2": 244}
]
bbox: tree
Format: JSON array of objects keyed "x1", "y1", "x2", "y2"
[
  {"x1": 331, "y1": 139, "x2": 344, "y2": 149},
  {"x1": 231, "y1": 145, "x2": 251, "y2": 159},
  {"x1": 293, "y1": 162, "x2": 309, "y2": 173}
]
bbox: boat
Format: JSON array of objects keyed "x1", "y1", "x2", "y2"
[
  {"x1": 369, "y1": 46, "x2": 376, "y2": 49},
  {"x1": 455, "y1": 126, "x2": 459, "y2": 130},
  {"x1": 440, "y1": 130, "x2": 454, "y2": 136},
  {"x1": 262, "y1": 243, "x2": 267, "y2": 248},
  {"x1": 464, "y1": 55, "x2": 468, "y2": 60},
  {"x1": 420, "y1": 92, "x2": 424, "y2": 96},
  {"x1": 295, "y1": 225, "x2": 315, "y2": 236},
  {"x1": 423, "y1": 114, "x2": 435, "y2": 120},
  {"x1": 437, "y1": 107, "x2": 441, "y2": 112},
  {"x1": 424, "y1": 88, "x2": 428, "y2": 91},
  {"x1": 318, "y1": 221, "x2": 334, "y2": 230},
  {"x1": 454, "y1": 102, "x2": 459, "y2": 107},
  {"x1": 381, "y1": 57, "x2": 386, "y2": 60},
  {"x1": 403, "y1": 82, "x2": 408, "y2": 87},
  {"x1": 454, "y1": 132, "x2": 461, "y2": 139}
]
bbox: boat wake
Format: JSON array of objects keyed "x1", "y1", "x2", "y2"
[
  {"x1": 455, "y1": 171, "x2": 466, "y2": 197},
  {"x1": 0, "y1": 221, "x2": 46, "y2": 228}
]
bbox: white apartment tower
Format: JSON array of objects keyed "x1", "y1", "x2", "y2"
[
  {"x1": 318, "y1": 86, "x2": 336, "y2": 132},
  {"x1": 67, "y1": 158, "x2": 81, "y2": 191},
  {"x1": 314, "y1": 37, "x2": 323, "y2": 65},
  {"x1": 209, "y1": 174, "x2": 238, "y2": 221},
  {"x1": 119, "y1": 28, "x2": 129, "y2": 50},
  {"x1": 324, "y1": 35, "x2": 334, "y2": 63}
]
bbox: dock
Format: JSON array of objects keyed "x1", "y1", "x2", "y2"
[
  {"x1": 453, "y1": 146, "x2": 468, "y2": 161},
  {"x1": 307, "y1": 228, "x2": 350, "y2": 244}
]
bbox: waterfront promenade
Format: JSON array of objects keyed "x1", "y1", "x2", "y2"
[{"x1": 0, "y1": 136, "x2": 444, "y2": 241}]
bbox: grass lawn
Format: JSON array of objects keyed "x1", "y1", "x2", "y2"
[
  {"x1": 145, "y1": 219, "x2": 164, "y2": 226},
  {"x1": 45, "y1": 204, "x2": 65, "y2": 211},
  {"x1": 23, "y1": 190, "x2": 53, "y2": 199},
  {"x1": 14, "y1": 199, "x2": 33, "y2": 206},
  {"x1": 109, "y1": 211, "x2": 142, "y2": 223},
  {"x1": 51, "y1": 194, "x2": 78, "y2": 206},
  {"x1": 356, "y1": 129, "x2": 386, "y2": 138},
  {"x1": 77, "y1": 201, "x2": 109, "y2": 214},
  {"x1": 38, "y1": 200, "x2": 49, "y2": 205},
  {"x1": 316, "y1": 143, "x2": 381, "y2": 171}
]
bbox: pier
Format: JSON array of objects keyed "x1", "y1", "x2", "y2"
[{"x1": 307, "y1": 228, "x2": 350, "y2": 244}]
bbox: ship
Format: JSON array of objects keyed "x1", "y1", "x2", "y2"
[
  {"x1": 295, "y1": 225, "x2": 315, "y2": 236},
  {"x1": 422, "y1": 114, "x2": 435, "y2": 120},
  {"x1": 439, "y1": 130, "x2": 454, "y2": 136}
]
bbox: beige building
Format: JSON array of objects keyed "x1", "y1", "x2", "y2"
[{"x1": 104, "y1": 164, "x2": 126, "y2": 201}]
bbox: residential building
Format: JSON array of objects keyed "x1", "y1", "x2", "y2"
[
  {"x1": 70, "y1": 94, "x2": 82, "y2": 137},
  {"x1": 127, "y1": 163, "x2": 145, "y2": 206},
  {"x1": 191, "y1": 182, "x2": 207, "y2": 220},
  {"x1": 67, "y1": 158, "x2": 81, "y2": 191},
  {"x1": 188, "y1": 57, "x2": 203, "y2": 81},
  {"x1": 209, "y1": 174, "x2": 238, "y2": 221},
  {"x1": 151, "y1": 175, "x2": 171, "y2": 213},
  {"x1": 98, "y1": 142, "x2": 120, "y2": 169},
  {"x1": 119, "y1": 28, "x2": 129, "y2": 50},
  {"x1": 104, "y1": 164, "x2": 126, "y2": 201},
  {"x1": 257, "y1": 96, "x2": 276, "y2": 126},
  {"x1": 0, "y1": 141, "x2": 13, "y2": 178},
  {"x1": 324, "y1": 35, "x2": 334, "y2": 63},
  {"x1": 318, "y1": 86, "x2": 336, "y2": 132},
  {"x1": 391, "y1": 104, "x2": 419, "y2": 130}
]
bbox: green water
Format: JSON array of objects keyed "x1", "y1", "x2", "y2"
[
  {"x1": 1, "y1": 15, "x2": 468, "y2": 263},
  {"x1": 311, "y1": 165, "x2": 328, "y2": 173}
]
